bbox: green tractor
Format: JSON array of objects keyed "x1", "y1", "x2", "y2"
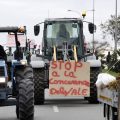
[{"x1": 31, "y1": 18, "x2": 101, "y2": 105}]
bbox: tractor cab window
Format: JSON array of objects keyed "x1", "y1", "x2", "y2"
[
  {"x1": 46, "y1": 22, "x2": 80, "y2": 47},
  {"x1": 45, "y1": 21, "x2": 83, "y2": 60}
]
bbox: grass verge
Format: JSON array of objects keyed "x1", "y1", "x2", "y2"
[{"x1": 102, "y1": 69, "x2": 119, "y2": 77}]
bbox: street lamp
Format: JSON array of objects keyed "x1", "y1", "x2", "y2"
[
  {"x1": 67, "y1": 9, "x2": 81, "y2": 17},
  {"x1": 68, "y1": 1, "x2": 95, "y2": 53}
]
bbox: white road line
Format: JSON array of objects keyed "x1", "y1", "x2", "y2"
[{"x1": 53, "y1": 106, "x2": 59, "y2": 112}]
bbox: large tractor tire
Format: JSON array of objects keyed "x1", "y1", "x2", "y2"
[
  {"x1": 87, "y1": 67, "x2": 101, "y2": 104},
  {"x1": 15, "y1": 66, "x2": 34, "y2": 120},
  {"x1": 33, "y1": 68, "x2": 45, "y2": 105}
]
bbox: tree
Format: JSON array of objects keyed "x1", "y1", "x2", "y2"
[
  {"x1": 100, "y1": 15, "x2": 120, "y2": 50},
  {"x1": 87, "y1": 40, "x2": 110, "y2": 54}
]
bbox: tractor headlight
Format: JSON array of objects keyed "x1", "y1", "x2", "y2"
[
  {"x1": 20, "y1": 60, "x2": 27, "y2": 65},
  {"x1": 0, "y1": 77, "x2": 6, "y2": 83}
]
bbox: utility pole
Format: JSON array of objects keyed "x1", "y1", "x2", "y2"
[
  {"x1": 115, "y1": 0, "x2": 120, "y2": 119},
  {"x1": 115, "y1": 0, "x2": 118, "y2": 51},
  {"x1": 93, "y1": 0, "x2": 95, "y2": 53}
]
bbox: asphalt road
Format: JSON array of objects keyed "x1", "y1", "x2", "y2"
[{"x1": 0, "y1": 89, "x2": 105, "y2": 120}]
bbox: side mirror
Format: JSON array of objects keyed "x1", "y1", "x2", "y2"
[
  {"x1": 88, "y1": 23, "x2": 96, "y2": 34},
  {"x1": 34, "y1": 25, "x2": 40, "y2": 36}
]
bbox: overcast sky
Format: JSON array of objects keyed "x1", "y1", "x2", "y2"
[{"x1": 0, "y1": 0, "x2": 120, "y2": 46}]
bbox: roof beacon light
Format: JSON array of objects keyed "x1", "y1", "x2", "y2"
[
  {"x1": 82, "y1": 11, "x2": 86, "y2": 18},
  {"x1": 18, "y1": 26, "x2": 25, "y2": 33}
]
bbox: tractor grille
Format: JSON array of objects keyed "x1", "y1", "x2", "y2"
[
  {"x1": 0, "y1": 67, "x2": 5, "y2": 76},
  {"x1": 56, "y1": 45, "x2": 74, "y2": 60}
]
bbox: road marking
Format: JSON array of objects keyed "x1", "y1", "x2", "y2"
[{"x1": 53, "y1": 106, "x2": 59, "y2": 112}]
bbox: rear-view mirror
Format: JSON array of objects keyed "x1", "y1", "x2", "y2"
[
  {"x1": 34, "y1": 25, "x2": 40, "y2": 36},
  {"x1": 88, "y1": 23, "x2": 96, "y2": 34}
]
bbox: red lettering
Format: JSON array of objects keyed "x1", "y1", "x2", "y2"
[
  {"x1": 49, "y1": 78, "x2": 53, "y2": 84},
  {"x1": 69, "y1": 72, "x2": 76, "y2": 78},
  {"x1": 74, "y1": 62, "x2": 82, "y2": 71},
  {"x1": 51, "y1": 61, "x2": 57, "y2": 69},
  {"x1": 77, "y1": 88, "x2": 81, "y2": 95},
  {"x1": 49, "y1": 87, "x2": 88, "y2": 96},
  {"x1": 71, "y1": 89, "x2": 78, "y2": 95},
  {"x1": 49, "y1": 88, "x2": 58, "y2": 95},
  {"x1": 59, "y1": 87, "x2": 65, "y2": 95},
  {"x1": 64, "y1": 71, "x2": 68, "y2": 76},
  {"x1": 58, "y1": 60, "x2": 64, "y2": 70},
  {"x1": 49, "y1": 87, "x2": 73, "y2": 96},
  {"x1": 52, "y1": 71, "x2": 60, "y2": 77},
  {"x1": 49, "y1": 79, "x2": 90, "y2": 86},
  {"x1": 71, "y1": 88, "x2": 88, "y2": 96},
  {"x1": 65, "y1": 88, "x2": 73, "y2": 96},
  {"x1": 65, "y1": 61, "x2": 71, "y2": 70},
  {"x1": 82, "y1": 89, "x2": 87, "y2": 96},
  {"x1": 84, "y1": 81, "x2": 90, "y2": 87},
  {"x1": 59, "y1": 87, "x2": 73, "y2": 96},
  {"x1": 64, "y1": 71, "x2": 76, "y2": 78}
]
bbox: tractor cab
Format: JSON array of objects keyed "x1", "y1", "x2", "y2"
[{"x1": 34, "y1": 18, "x2": 95, "y2": 61}]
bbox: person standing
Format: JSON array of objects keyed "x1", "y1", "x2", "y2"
[
  {"x1": 106, "y1": 51, "x2": 111, "y2": 69},
  {"x1": 106, "y1": 51, "x2": 111, "y2": 63}
]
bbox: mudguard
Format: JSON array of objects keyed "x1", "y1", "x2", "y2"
[
  {"x1": 87, "y1": 59, "x2": 101, "y2": 67},
  {"x1": 30, "y1": 61, "x2": 45, "y2": 68},
  {"x1": 30, "y1": 54, "x2": 45, "y2": 68}
]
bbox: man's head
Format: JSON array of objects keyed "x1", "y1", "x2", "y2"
[{"x1": 59, "y1": 24, "x2": 67, "y2": 32}]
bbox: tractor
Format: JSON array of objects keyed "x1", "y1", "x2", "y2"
[
  {"x1": 0, "y1": 27, "x2": 34, "y2": 120},
  {"x1": 31, "y1": 18, "x2": 101, "y2": 105}
]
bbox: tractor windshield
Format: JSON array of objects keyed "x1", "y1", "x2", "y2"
[
  {"x1": 44, "y1": 20, "x2": 84, "y2": 60},
  {"x1": 46, "y1": 22, "x2": 80, "y2": 47}
]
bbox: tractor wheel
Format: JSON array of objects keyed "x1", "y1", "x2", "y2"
[
  {"x1": 16, "y1": 96, "x2": 19, "y2": 119},
  {"x1": 33, "y1": 68, "x2": 45, "y2": 105},
  {"x1": 15, "y1": 66, "x2": 34, "y2": 120},
  {"x1": 0, "y1": 100, "x2": 6, "y2": 106},
  {"x1": 87, "y1": 67, "x2": 101, "y2": 104}
]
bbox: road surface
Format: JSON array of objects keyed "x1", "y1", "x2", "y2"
[{"x1": 0, "y1": 89, "x2": 105, "y2": 120}]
